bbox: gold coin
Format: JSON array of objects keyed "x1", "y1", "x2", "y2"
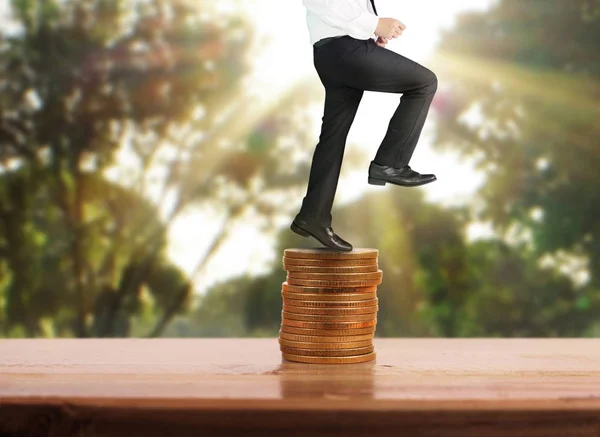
[
  {"x1": 284, "y1": 248, "x2": 378, "y2": 260},
  {"x1": 283, "y1": 256, "x2": 378, "y2": 267},
  {"x1": 280, "y1": 345, "x2": 374, "y2": 357},
  {"x1": 278, "y1": 332, "x2": 374, "y2": 343},
  {"x1": 282, "y1": 304, "x2": 378, "y2": 315},
  {"x1": 281, "y1": 319, "x2": 376, "y2": 329},
  {"x1": 283, "y1": 298, "x2": 379, "y2": 308},
  {"x1": 283, "y1": 248, "x2": 378, "y2": 260},
  {"x1": 282, "y1": 311, "x2": 376, "y2": 322},
  {"x1": 284, "y1": 264, "x2": 378, "y2": 274},
  {"x1": 282, "y1": 282, "x2": 377, "y2": 294},
  {"x1": 287, "y1": 270, "x2": 382, "y2": 281},
  {"x1": 278, "y1": 339, "x2": 372, "y2": 349},
  {"x1": 282, "y1": 291, "x2": 377, "y2": 301},
  {"x1": 286, "y1": 277, "x2": 382, "y2": 287},
  {"x1": 280, "y1": 325, "x2": 376, "y2": 336},
  {"x1": 281, "y1": 352, "x2": 377, "y2": 364}
]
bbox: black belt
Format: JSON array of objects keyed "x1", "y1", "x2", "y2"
[{"x1": 313, "y1": 35, "x2": 345, "y2": 49}]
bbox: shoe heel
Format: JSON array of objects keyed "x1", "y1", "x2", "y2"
[
  {"x1": 368, "y1": 177, "x2": 386, "y2": 186},
  {"x1": 290, "y1": 222, "x2": 311, "y2": 238}
]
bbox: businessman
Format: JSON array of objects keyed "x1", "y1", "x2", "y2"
[{"x1": 291, "y1": 0, "x2": 438, "y2": 252}]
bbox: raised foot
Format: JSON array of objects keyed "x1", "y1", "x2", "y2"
[{"x1": 368, "y1": 161, "x2": 437, "y2": 188}]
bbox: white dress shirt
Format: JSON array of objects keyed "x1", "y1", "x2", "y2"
[{"x1": 302, "y1": 0, "x2": 380, "y2": 45}]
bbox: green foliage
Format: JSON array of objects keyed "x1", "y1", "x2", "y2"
[
  {"x1": 427, "y1": 0, "x2": 600, "y2": 334},
  {"x1": 461, "y1": 239, "x2": 600, "y2": 336},
  {"x1": 440, "y1": 0, "x2": 600, "y2": 75},
  {"x1": 0, "y1": 0, "x2": 253, "y2": 337},
  {"x1": 163, "y1": 273, "x2": 285, "y2": 338}
]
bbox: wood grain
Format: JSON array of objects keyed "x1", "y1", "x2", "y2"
[{"x1": 1, "y1": 339, "x2": 599, "y2": 436}]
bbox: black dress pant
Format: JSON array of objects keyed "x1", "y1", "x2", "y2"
[{"x1": 295, "y1": 35, "x2": 438, "y2": 228}]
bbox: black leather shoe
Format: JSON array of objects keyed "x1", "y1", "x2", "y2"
[
  {"x1": 368, "y1": 161, "x2": 437, "y2": 187},
  {"x1": 290, "y1": 218, "x2": 353, "y2": 252}
]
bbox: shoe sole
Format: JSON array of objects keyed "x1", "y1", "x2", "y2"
[
  {"x1": 290, "y1": 222, "x2": 352, "y2": 252},
  {"x1": 368, "y1": 176, "x2": 437, "y2": 187},
  {"x1": 290, "y1": 222, "x2": 311, "y2": 237}
]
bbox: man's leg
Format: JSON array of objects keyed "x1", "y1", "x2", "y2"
[
  {"x1": 295, "y1": 84, "x2": 364, "y2": 227},
  {"x1": 336, "y1": 39, "x2": 438, "y2": 168}
]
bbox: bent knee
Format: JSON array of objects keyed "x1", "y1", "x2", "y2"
[{"x1": 423, "y1": 70, "x2": 438, "y2": 94}]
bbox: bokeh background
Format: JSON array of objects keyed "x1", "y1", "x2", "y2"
[{"x1": 0, "y1": 0, "x2": 598, "y2": 338}]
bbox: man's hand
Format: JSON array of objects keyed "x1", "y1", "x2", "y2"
[
  {"x1": 376, "y1": 36, "x2": 388, "y2": 48},
  {"x1": 375, "y1": 18, "x2": 406, "y2": 40}
]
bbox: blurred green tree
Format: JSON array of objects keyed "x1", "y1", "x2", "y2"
[
  {"x1": 462, "y1": 238, "x2": 598, "y2": 336},
  {"x1": 429, "y1": 0, "x2": 600, "y2": 334},
  {"x1": 0, "y1": 0, "x2": 257, "y2": 337}
]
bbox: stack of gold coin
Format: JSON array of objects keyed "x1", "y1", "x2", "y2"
[{"x1": 279, "y1": 248, "x2": 381, "y2": 364}]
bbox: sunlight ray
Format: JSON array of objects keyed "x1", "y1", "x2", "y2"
[{"x1": 432, "y1": 50, "x2": 600, "y2": 118}]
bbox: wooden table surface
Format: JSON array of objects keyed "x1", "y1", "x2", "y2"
[{"x1": 1, "y1": 339, "x2": 600, "y2": 436}]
